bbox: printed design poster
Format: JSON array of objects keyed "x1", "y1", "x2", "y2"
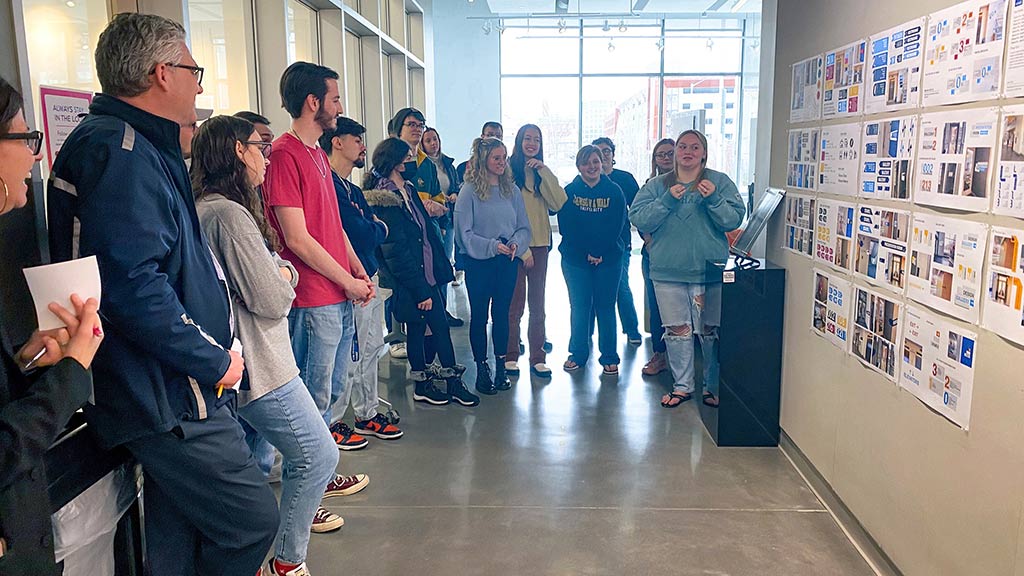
[
  {"x1": 851, "y1": 284, "x2": 903, "y2": 382},
  {"x1": 907, "y1": 213, "x2": 986, "y2": 323},
  {"x1": 783, "y1": 194, "x2": 816, "y2": 257},
  {"x1": 822, "y1": 40, "x2": 867, "y2": 118},
  {"x1": 995, "y1": 105, "x2": 1024, "y2": 218},
  {"x1": 814, "y1": 198, "x2": 857, "y2": 272},
  {"x1": 854, "y1": 204, "x2": 911, "y2": 292},
  {"x1": 791, "y1": 55, "x2": 823, "y2": 123},
  {"x1": 865, "y1": 18, "x2": 926, "y2": 114},
  {"x1": 812, "y1": 269, "x2": 853, "y2": 350},
  {"x1": 818, "y1": 123, "x2": 862, "y2": 196},
  {"x1": 1001, "y1": 0, "x2": 1024, "y2": 96},
  {"x1": 39, "y1": 86, "x2": 93, "y2": 169},
  {"x1": 899, "y1": 305, "x2": 977, "y2": 430},
  {"x1": 922, "y1": 0, "x2": 1008, "y2": 106},
  {"x1": 787, "y1": 128, "x2": 819, "y2": 191},
  {"x1": 861, "y1": 116, "x2": 916, "y2": 201},
  {"x1": 916, "y1": 108, "x2": 998, "y2": 212},
  {"x1": 981, "y1": 226, "x2": 1024, "y2": 345}
]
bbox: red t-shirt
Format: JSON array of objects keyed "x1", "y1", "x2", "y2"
[{"x1": 264, "y1": 133, "x2": 351, "y2": 307}]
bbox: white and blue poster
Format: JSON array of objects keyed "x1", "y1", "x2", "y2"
[
  {"x1": 922, "y1": 0, "x2": 1008, "y2": 106},
  {"x1": 818, "y1": 123, "x2": 862, "y2": 196},
  {"x1": 861, "y1": 116, "x2": 917, "y2": 201},
  {"x1": 865, "y1": 18, "x2": 926, "y2": 114},
  {"x1": 815, "y1": 198, "x2": 857, "y2": 272},
  {"x1": 783, "y1": 193, "x2": 817, "y2": 257},
  {"x1": 907, "y1": 213, "x2": 987, "y2": 324},
  {"x1": 995, "y1": 105, "x2": 1024, "y2": 219},
  {"x1": 853, "y1": 204, "x2": 911, "y2": 293},
  {"x1": 813, "y1": 268, "x2": 853, "y2": 350},
  {"x1": 851, "y1": 284, "x2": 903, "y2": 382},
  {"x1": 915, "y1": 108, "x2": 998, "y2": 212},
  {"x1": 788, "y1": 128, "x2": 819, "y2": 191},
  {"x1": 822, "y1": 40, "x2": 867, "y2": 118},
  {"x1": 982, "y1": 226, "x2": 1024, "y2": 345},
  {"x1": 791, "y1": 55, "x2": 823, "y2": 123}
]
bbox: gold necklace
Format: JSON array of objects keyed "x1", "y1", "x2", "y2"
[{"x1": 290, "y1": 130, "x2": 327, "y2": 179}]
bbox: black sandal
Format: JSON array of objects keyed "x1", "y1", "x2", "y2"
[
  {"x1": 702, "y1": 393, "x2": 719, "y2": 408},
  {"x1": 660, "y1": 392, "x2": 692, "y2": 408}
]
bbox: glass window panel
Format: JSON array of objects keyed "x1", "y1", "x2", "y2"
[
  {"x1": 662, "y1": 76, "x2": 741, "y2": 179},
  {"x1": 581, "y1": 76, "x2": 661, "y2": 183},
  {"x1": 344, "y1": 32, "x2": 363, "y2": 120},
  {"x1": 582, "y1": 24, "x2": 661, "y2": 74},
  {"x1": 188, "y1": 0, "x2": 255, "y2": 116},
  {"x1": 287, "y1": 0, "x2": 319, "y2": 64},
  {"x1": 664, "y1": 35, "x2": 742, "y2": 73},
  {"x1": 501, "y1": 76, "x2": 580, "y2": 186},
  {"x1": 500, "y1": 25, "x2": 580, "y2": 75}
]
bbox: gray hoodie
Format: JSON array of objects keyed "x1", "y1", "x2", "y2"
[{"x1": 197, "y1": 193, "x2": 300, "y2": 404}]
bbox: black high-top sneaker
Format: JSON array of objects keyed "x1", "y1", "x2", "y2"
[
  {"x1": 475, "y1": 362, "x2": 497, "y2": 395},
  {"x1": 446, "y1": 375, "x2": 480, "y2": 407},
  {"x1": 493, "y1": 357, "x2": 512, "y2": 391},
  {"x1": 412, "y1": 370, "x2": 449, "y2": 405}
]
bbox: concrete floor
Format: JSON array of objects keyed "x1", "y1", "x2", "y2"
[{"x1": 308, "y1": 247, "x2": 874, "y2": 576}]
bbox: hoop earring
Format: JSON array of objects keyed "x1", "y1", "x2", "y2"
[{"x1": 0, "y1": 175, "x2": 8, "y2": 214}]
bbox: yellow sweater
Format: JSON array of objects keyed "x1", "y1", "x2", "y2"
[{"x1": 520, "y1": 165, "x2": 567, "y2": 258}]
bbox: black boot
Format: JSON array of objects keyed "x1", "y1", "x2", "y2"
[
  {"x1": 447, "y1": 376, "x2": 480, "y2": 407},
  {"x1": 475, "y1": 362, "x2": 497, "y2": 395},
  {"x1": 412, "y1": 370, "x2": 449, "y2": 405},
  {"x1": 493, "y1": 357, "x2": 512, "y2": 391}
]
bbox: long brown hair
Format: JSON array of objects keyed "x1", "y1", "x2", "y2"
[
  {"x1": 191, "y1": 115, "x2": 280, "y2": 252},
  {"x1": 465, "y1": 137, "x2": 515, "y2": 200}
]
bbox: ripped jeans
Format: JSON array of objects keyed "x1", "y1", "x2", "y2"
[{"x1": 652, "y1": 281, "x2": 720, "y2": 396}]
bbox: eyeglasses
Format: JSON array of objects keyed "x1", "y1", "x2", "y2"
[
  {"x1": 654, "y1": 152, "x2": 674, "y2": 159},
  {"x1": 153, "y1": 62, "x2": 205, "y2": 86},
  {"x1": 244, "y1": 140, "x2": 272, "y2": 154},
  {"x1": 1, "y1": 130, "x2": 43, "y2": 155},
  {"x1": 403, "y1": 121, "x2": 425, "y2": 130},
  {"x1": 598, "y1": 148, "x2": 614, "y2": 157}
]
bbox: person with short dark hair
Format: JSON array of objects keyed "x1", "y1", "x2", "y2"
[
  {"x1": 46, "y1": 13, "x2": 278, "y2": 575},
  {"x1": 591, "y1": 136, "x2": 643, "y2": 345},
  {"x1": 234, "y1": 110, "x2": 275, "y2": 158},
  {"x1": 319, "y1": 117, "x2": 403, "y2": 440},
  {"x1": 456, "y1": 121, "x2": 503, "y2": 182}
]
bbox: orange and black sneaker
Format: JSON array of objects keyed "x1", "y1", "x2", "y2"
[
  {"x1": 354, "y1": 413, "x2": 403, "y2": 440},
  {"x1": 329, "y1": 421, "x2": 368, "y2": 451}
]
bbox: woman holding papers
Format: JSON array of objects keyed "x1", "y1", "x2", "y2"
[{"x1": 0, "y1": 76, "x2": 104, "y2": 575}]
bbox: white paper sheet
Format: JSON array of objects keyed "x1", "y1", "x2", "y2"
[
  {"x1": 818, "y1": 123, "x2": 862, "y2": 196},
  {"x1": 814, "y1": 198, "x2": 857, "y2": 272},
  {"x1": 23, "y1": 256, "x2": 102, "y2": 331},
  {"x1": 1004, "y1": 0, "x2": 1024, "y2": 96},
  {"x1": 783, "y1": 193, "x2": 816, "y2": 257},
  {"x1": 995, "y1": 105, "x2": 1024, "y2": 219},
  {"x1": 865, "y1": 18, "x2": 926, "y2": 114},
  {"x1": 853, "y1": 204, "x2": 911, "y2": 293},
  {"x1": 915, "y1": 108, "x2": 998, "y2": 212},
  {"x1": 790, "y1": 55, "x2": 823, "y2": 123},
  {"x1": 981, "y1": 226, "x2": 1024, "y2": 345},
  {"x1": 822, "y1": 40, "x2": 867, "y2": 118},
  {"x1": 907, "y1": 213, "x2": 987, "y2": 324},
  {"x1": 922, "y1": 0, "x2": 1008, "y2": 106},
  {"x1": 812, "y1": 268, "x2": 853, "y2": 351},
  {"x1": 787, "y1": 128, "x2": 819, "y2": 191},
  {"x1": 899, "y1": 305, "x2": 977, "y2": 429},
  {"x1": 850, "y1": 283, "x2": 904, "y2": 382},
  {"x1": 860, "y1": 115, "x2": 917, "y2": 201}
]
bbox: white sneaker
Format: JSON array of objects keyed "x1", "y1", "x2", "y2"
[
  {"x1": 531, "y1": 363, "x2": 552, "y2": 377},
  {"x1": 390, "y1": 342, "x2": 408, "y2": 359},
  {"x1": 310, "y1": 505, "x2": 344, "y2": 533},
  {"x1": 264, "y1": 559, "x2": 311, "y2": 576}
]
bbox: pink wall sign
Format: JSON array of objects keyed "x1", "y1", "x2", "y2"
[{"x1": 39, "y1": 86, "x2": 94, "y2": 169}]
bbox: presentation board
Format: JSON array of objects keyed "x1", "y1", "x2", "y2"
[
  {"x1": 995, "y1": 105, "x2": 1024, "y2": 219},
  {"x1": 851, "y1": 283, "x2": 904, "y2": 382},
  {"x1": 813, "y1": 268, "x2": 853, "y2": 350},
  {"x1": 982, "y1": 226, "x2": 1024, "y2": 345},
  {"x1": 861, "y1": 115, "x2": 917, "y2": 201},
  {"x1": 907, "y1": 213, "x2": 987, "y2": 323},
  {"x1": 822, "y1": 40, "x2": 867, "y2": 118},
  {"x1": 865, "y1": 18, "x2": 926, "y2": 114},
  {"x1": 921, "y1": 0, "x2": 1008, "y2": 107},
  {"x1": 791, "y1": 55, "x2": 823, "y2": 123},
  {"x1": 854, "y1": 204, "x2": 911, "y2": 293},
  {"x1": 787, "y1": 128, "x2": 819, "y2": 191},
  {"x1": 783, "y1": 193, "x2": 816, "y2": 257},
  {"x1": 915, "y1": 108, "x2": 998, "y2": 212},
  {"x1": 819, "y1": 122, "x2": 862, "y2": 196},
  {"x1": 899, "y1": 305, "x2": 977, "y2": 429},
  {"x1": 815, "y1": 198, "x2": 857, "y2": 272}
]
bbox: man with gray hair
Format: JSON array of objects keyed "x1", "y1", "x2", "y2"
[{"x1": 46, "y1": 13, "x2": 279, "y2": 575}]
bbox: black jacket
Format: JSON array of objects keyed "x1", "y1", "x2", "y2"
[
  {"x1": 365, "y1": 183, "x2": 454, "y2": 323},
  {"x1": 0, "y1": 314, "x2": 92, "y2": 575},
  {"x1": 46, "y1": 95, "x2": 234, "y2": 449}
]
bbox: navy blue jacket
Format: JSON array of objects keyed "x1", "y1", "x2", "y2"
[
  {"x1": 609, "y1": 168, "x2": 640, "y2": 249},
  {"x1": 46, "y1": 95, "x2": 233, "y2": 449},
  {"x1": 332, "y1": 171, "x2": 387, "y2": 277},
  {"x1": 559, "y1": 174, "x2": 627, "y2": 266}
]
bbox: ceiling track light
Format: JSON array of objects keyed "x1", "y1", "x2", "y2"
[
  {"x1": 482, "y1": 20, "x2": 492, "y2": 35},
  {"x1": 655, "y1": 38, "x2": 665, "y2": 51},
  {"x1": 602, "y1": 20, "x2": 611, "y2": 32},
  {"x1": 607, "y1": 39, "x2": 615, "y2": 52},
  {"x1": 557, "y1": 18, "x2": 567, "y2": 32},
  {"x1": 496, "y1": 19, "x2": 506, "y2": 34},
  {"x1": 618, "y1": 20, "x2": 627, "y2": 32},
  {"x1": 706, "y1": 37, "x2": 714, "y2": 49}
]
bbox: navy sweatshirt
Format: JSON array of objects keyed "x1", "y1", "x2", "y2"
[
  {"x1": 558, "y1": 174, "x2": 627, "y2": 266},
  {"x1": 608, "y1": 168, "x2": 640, "y2": 249},
  {"x1": 332, "y1": 171, "x2": 387, "y2": 277}
]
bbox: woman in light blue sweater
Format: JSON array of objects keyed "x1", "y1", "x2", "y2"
[
  {"x1": 629, "y1": 130, "x2": 745, "y2": 409},
  {"x1": 454, "y1": 137, "x2": 531, "y2": 395}
]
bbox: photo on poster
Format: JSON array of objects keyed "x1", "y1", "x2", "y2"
[
  {"x1": 865, "y1": 18, "x2": 926, "y2": 113},
  {"x1": 788, "y1": 128, "x2": 819, "y2": 191},
  {"x1": 907, "y1": 213, "x2": 987, "y2": 324},
  {"x1": 982, "y1": 226, "x2": 1024, "y2": 345},
  {"x1": 916, "y1": 108, "x2": 998, "y2": 212},
  {"x1": 819, "y1": 123, "x2": 862, "y2": 196},
  {"x1": 815, "y1": 198, "x2": 857, "y2": 272},
  {"x1": 1002, "y1": 0, "x2": 1024, "y2": 96},
  {"x1": 783, "y1": 194, "x2": 817, "y2": 257},
  {"x1": 791, "y1": 55, "x2": 823, "y2": 123},
  {"x1": 899, "y1": 305, "x2": 977, "y2": 430},
  {"x1": 822, "y1": 40, "x2": 867, "y2": 118},
  {"x1": 995, "y1": 105, "x2": 1024, "y2": 219},
  {"x1": 850, "y1": 284, "x2": 903, "y2": 382},
  {"x1": 853, "y1": 204, "x2": 911, "y2": 292},
  {"x1": 922, "y1": 0, "x2": 1008, "y2": 106},
  {"x1": 812, "y1": 268, "x2": 853, "y2": 350},
  {"x1": 861, "y1": 116, "x2": 916, "y2": 201}
]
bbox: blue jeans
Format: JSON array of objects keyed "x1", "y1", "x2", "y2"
[
  {"x1": 616, "y1": 250, "x2": 641, "y2": 338},
  {"x1": 288, "y1": 301, "x2": 355, "y2": 425},
  {"x1": 237, "y1": 376, "x2": 338, "y2": 564},
  {"x1": 653, "y1": 281, "x2": 720, "y2": 395},
  {"x1": 562, "y1": 258, "x2": 621, "y2": 366},
  {"x1": 641, "y1": 248, "x2": 666, "y2": 353}
]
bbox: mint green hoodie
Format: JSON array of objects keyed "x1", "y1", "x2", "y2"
[{"x1": 628, "y1": 168, "x2": 745, "y2": 284}]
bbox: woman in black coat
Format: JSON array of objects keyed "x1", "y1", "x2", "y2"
[
  {"x1": 0, "y1": 77, "x2": 104, "y2": 574},
  {"x1": 363, "y1": 138, "x2": 478, "y2": 409}
]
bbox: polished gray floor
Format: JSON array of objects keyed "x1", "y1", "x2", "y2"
[{"x1": 308, "y1": 247, "x2": 873, "y2": 576}]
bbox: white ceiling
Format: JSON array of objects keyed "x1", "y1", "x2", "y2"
[{"x1": 484, "y1": 0, "x2": 760, "y2": 15}]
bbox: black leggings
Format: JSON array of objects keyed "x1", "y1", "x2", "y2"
[
  {"x1": 465, "y1": 255, "x2": 518, "y2": 363},
  {"x1": 406, "y1": 286, "x2": 456, "y2": 373}
]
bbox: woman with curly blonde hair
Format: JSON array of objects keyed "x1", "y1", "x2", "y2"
[{"x1": 454, "y1": 137, "x2": 531, "y2": 395}]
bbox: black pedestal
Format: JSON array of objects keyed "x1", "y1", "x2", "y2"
[{"x1": 700, "y1": 258, "x2": 786, "y2": 447}]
